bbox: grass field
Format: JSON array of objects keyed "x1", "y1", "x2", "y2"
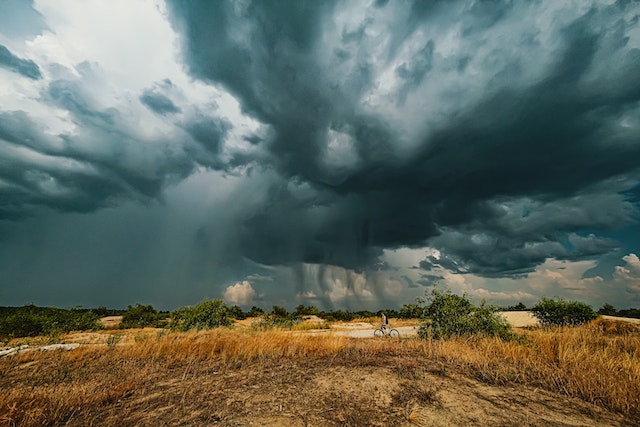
[{"x1": 1, "y1": 317, "x2": 639, "y2": 426}]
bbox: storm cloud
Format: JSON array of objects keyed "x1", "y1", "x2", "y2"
[
  {"x1": 166, "y1": 0, "x2": 640, "y2": 274},
  {"x1": 1, "y1": 0, "x2": 640, "y2": 310},
  {"x1": 0, "y1": 44, "x2": 41, "y2": 79}
]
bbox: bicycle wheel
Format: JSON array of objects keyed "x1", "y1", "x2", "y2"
[
  {"x1": 374, "y1": 328, "x2": 385, "y2": 337},
  {"x1": 388, "y1": 329, "x2": 400, "y2": 337}
]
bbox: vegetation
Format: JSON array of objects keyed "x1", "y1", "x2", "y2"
[
  {"x1": 531, "y1": 297, "x2": 597, "y2": 327},
  {"x1": 1, "y1": 318, "x2": 639, "y2": 425},
  {"x1": 418, "y1": 289, "x2": 515, "y2": 340},
  {"x1": 168, "y1": 299, "x2": 231, "y2": 331},
  {"x1": 0, "y1": 305, "x2": 102, "y2": 338},
  {"x1": 120, "y1": 304, "x2": 168, "y2": 329},
  {"x1": 598, "y1": 303, "x2": 640, "y2": 319}
]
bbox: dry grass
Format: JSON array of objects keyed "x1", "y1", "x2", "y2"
[
  {"x1": 1, "y1": 318, "x2": 639, "y2": 426},
  {"x1": 429, "y1": 317, "x2": 640, "y2": 417}
]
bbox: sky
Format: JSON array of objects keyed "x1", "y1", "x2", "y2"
[{"x1": 1, "y1": 0, "x2": 640, "y2": 312}]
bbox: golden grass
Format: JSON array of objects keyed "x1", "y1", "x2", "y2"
[
  {"x1": 1, "y1": 318, "x2": 639, "y2": 426},
  {"x1": 428, "y1": 318, "x2": 640, "y2": 417}
]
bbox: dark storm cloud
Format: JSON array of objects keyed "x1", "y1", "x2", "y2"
[
  {"x1": 140, "y1": 79, "x2": 181, "y2": 115},
  {"x1": 140, "y1": 89, "x2": 181, "y2": 115},
  {"x1": 166, "y1": 0, "x2": 640, "y2": 277},
  {"x1": 0, "y1": 44, "x2": 41, "y2": 79},
  {"x1": 0, "y1": 68, "x2": 226, "y2": 219}
]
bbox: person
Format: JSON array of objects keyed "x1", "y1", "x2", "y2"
[{"x1": 380, "y1": 311, "x2": 389, "y2": 335}]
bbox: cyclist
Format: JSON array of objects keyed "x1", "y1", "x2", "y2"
[{"x1": 380, "y1": 311, "x2": 389, "y2": 336}]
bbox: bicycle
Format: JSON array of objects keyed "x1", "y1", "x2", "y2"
[{"x1": 374, "y1": 325, "x2": 399, "y2": 337}]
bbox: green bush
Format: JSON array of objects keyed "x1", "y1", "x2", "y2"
[
  {"x1": 531, "y1": 297, "x2": 597, "y2": 327},
  {"x1": 228, "y1": 305, "x2": 247, "y2": 320},
  {"x1": 169, "y1": 299, "x2": 231, "y2": 331},
  {"x1": 0, "y1": 305, "x2": 102, "y2": 338},
  {"x1": 597, "y1": 303, "x2": 617, "y2": 316},
  {"x1": 120, "y1": 304, "x2": 167, "y2": 329},
  {"x1": 418, "y1": 289, "x2": 514, "y2": 340},
  {"x1": 399, "y1": 300, "x2": 426, "y2": 319}
]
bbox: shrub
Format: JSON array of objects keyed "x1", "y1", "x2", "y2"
[
  {"x1": 399, "y1": 301, "x2": 425, "y2": 319},
  {"x1": 120, "y1": 304, "x2": 167, "y2": 329},
  {"x1": 531, "y1": 297, "x2": 597, "y2": 327},
  {"x1": 169, "y1": 299, "x2": 231, "y2": 331},
  {"x1": 418, "y1": 289, "x2": 514, "y2": 340},
  {"x1": 597, "y1": 303, "x2": 617, "y2": 316},
  {"x1": 320, "y1": 310, "x2": 356, "y2": 322},
  {"x1": 0, "y1": 305, "x2": 102, "y2": 338},
  {"x1": 228, "y1": 305, "x2": 247, "y2": 320}
]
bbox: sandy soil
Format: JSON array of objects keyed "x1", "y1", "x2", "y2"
[
  {"x1": 99, "y1": 315, "x2": 123, "y2": 328},
  {"x1": 3, "y1": 316, "x2": 639, "y2": 426},
  {"x1": 31, "y1": 347, "x2": 631, "y2": 426}
]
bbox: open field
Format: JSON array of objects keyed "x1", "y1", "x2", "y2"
[{"x1": 1, "y1": 317, "x2": 639, "y2": 426}]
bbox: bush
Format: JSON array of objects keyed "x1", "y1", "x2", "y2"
[
  {"x1": 228, "y1": 305, "x2": 247, "y2": 320},
  {"x1": 418, "y1": 289, "x2": 514, "y2": 340},
  {"x1": 399, "y1": 300, "x2": 425, "y2": 319},
  {"x1": 0, "y1": 305, "x2": 102, "y2": 338},
  {"x1": 597, "y1": 303, "x2": 617, "y2": 316},
  {"x1": 531, "y1": 297, "x2": 597, "y2": 327},
  {"x1": 120, "y1": 304, "x2": 167, "y2": 328},
  {"x1": 169, "y1": 299, "x2": 231, "y2": 331}
]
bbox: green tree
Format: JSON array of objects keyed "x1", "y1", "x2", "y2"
[
  {"x1": 120, "y1": 304, "x2": 165, "y2": 328},
  {"x1": 294, "y1": 305, "x2": 320, "y2": 316},
  {"x1": 271, "y1": 306, "x2": 288, "y2": 318},
  {"x1": 169, "y1": 299, "x2": 231, "y2": 331},
  {"x1": 597, "y1": 303, "x2": 617, "y2": 316},
  {"x1": 531, "y1": 297, "x2": 597, "y2": 327},
  {"x1": 248, "y1": 306, "x2": 265, "y2": 317},
  {"x1": 228, "y1": 305, "x2": 247, "y2": 320},
  {"x1": 399, "y1": 300, "x2": 425, "y2": 319},
  {"x1": 418, "y1": 289, "x2": 514, "y2": 340}
]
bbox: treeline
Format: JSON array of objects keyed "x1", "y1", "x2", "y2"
[
  {"x1": 2, "y1": 297, "x2": 638, "y2": 339},
  {"x1": 0, "y1": 305, "x2": 104, "y2": 338}
]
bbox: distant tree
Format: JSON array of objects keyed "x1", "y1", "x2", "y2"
[
  {"x1": 0, "y1": 305, "x2": 102, "y2": 338},
  {"x1": 531, "y1": 297, "x2": 597, "y2": 327},
  {"x1": 597, "y1": 303, "x2": 617, "y2": 316},
  {"x1": 617, "y1": 308, "x2": 640, "y2": 319},
  {"x1": 321, "y1": 310, "x2": 356, "y2": 322},
  {"x1": 509, "y1": 302, "x2": 527, "y2": 311},
  {"x1": 294, "y1": 305, "x2": 320, "y2": 316},
  {"x1": 417, "y1": 288, "x2": 515, "y2": 340},
  {"x1": 399, "y1": 300, "x2": 425, "y2": 318},
  {"x1": 228, "y1": 305, "x2": 246, "y2": 320},
  {"x1": 169, "y1": 299, "x2": 231, "y2": 331},
  {"x1": 271, "y1": 306, "x2": 288, "y2": 318},
  {"x1": 120, "y1": 304, "x2": 166, "y2": 329},
  {"x1": 248, "y1": 306, "x2": 265, "y2": 317},
  {"x1": 91, "y1": 306, "x2": 110, "y2": 317}
]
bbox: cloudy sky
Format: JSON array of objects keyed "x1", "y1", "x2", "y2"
[{"x1": 1, "y1": 0, "x2": 640, "y2": 311}]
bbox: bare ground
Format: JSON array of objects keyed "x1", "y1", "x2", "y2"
[
  {"x1": 1, "y1": 337, "x2": 636, "y2": 426},
  {"x1": 2, "y1": 315, "x2": 640, "y2": 426}
]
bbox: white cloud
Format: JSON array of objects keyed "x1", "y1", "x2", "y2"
[
  {"x1": 323, "y1": 267, "x2": 374, "y2": 302},
  {"x1": 296, "y1": 291, "x2": 318, "y2": 299},
  {"x1": 223, "y1": 281, "x2": 257, "y2": 306},
  {"x1": 614, "y1": 253, "x2": 640, "y2": 295}
]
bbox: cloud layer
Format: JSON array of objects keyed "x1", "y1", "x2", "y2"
[
  {"x1": 1, "y1": 0, "x2": 640, "y2": 309},
  {"x1": 166, "y1": 0, "x2": 640, "y2": 275}
]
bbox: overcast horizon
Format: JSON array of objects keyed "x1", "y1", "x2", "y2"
[{"x1": 1, "y1": 0, "x2": 640, "y2": 311}]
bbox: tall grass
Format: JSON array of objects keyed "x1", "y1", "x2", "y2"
[
  {"x1": 1, "y1": 318, "x2": 639, "y2": 426},
  {"x1": 428, "y1": 318, "x2": 640, "y2": 417}
]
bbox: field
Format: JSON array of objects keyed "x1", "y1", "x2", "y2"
[{"x1": 1, "y1": 317, "x2": 639, "y2": 426}]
